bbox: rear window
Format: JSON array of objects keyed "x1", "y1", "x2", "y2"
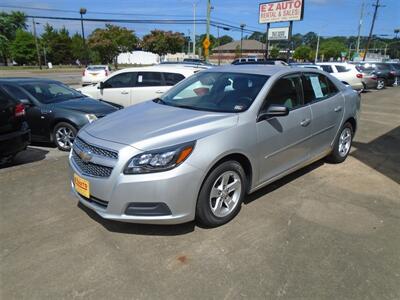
[
  {"x1": 376, "y1": 64, "x2": 390, "y2": 70},
  {"x1": 321, "y1": 65, "x2": 334, "y2": 73},
  {"x1": 87, "y1": 66, "x2": 106, "y2": 71},
  {"x1": 0, "y1": 88, "x2": 12, "y2": 106},
  {"x1": 335, "y1": 65, "x2": 350, "y2": 73},
  {"x1": 163, "y1": 73, "x2": 185, "y2": 86}
]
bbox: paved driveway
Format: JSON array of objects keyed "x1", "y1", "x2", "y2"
[{"x1": 1, "y1": 88, "x2": 399, "y2": 300}]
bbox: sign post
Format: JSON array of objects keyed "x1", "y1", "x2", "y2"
[{"x1": 265, "y1": 23, "x2": 270, "y2": 59}]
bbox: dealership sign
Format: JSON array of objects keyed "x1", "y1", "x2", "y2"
[
  {"x1": 268, "y1": 27, "x2": 289, "y2": 40},
  {"x1": 259, "y1": 0, "x2": 304, "y2": 23}
]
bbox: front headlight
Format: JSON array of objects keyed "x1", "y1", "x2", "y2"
[
  {"x1": 124, "y1": 141, "x2": 195, "y2": 174},
  {"x1": 85, "y1": 114, "x2": 98, "y2": 123}
]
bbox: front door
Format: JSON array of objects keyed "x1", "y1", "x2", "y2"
[
  {"x1": 256, "y1": 74, "x2": 313, "y2": 184},
  {"x1": 100, "y1": 72, "x2": 135, "y2": 107}
]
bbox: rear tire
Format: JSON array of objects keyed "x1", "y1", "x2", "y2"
[
  {"x1": 196, "y1": 161, "x2": 246, "y2": 227},
  {"x1": 376, "y1": 78, "x2": 385, "y2": 90},
  {"x1": 326, "y1": 122, "x2": 353, "y2": 164},
  {"x1": 53, "y1": 122, "x2": 77, "y2": 151}
]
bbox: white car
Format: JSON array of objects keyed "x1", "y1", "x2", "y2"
[
  {"x1": 82, "y1": 65, "x2": 112, "y2": 86},
  {"x1": 78, "y1": 65, "x2": 201, "y2": 107},
  {"x1": 317, "y1": 62, "x2": 363, "y2": 90}
]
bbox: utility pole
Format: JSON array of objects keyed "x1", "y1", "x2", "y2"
[
  {"x1": 240, "y1": 23, "x2": 246, "y2": 57},
  {"x1": 32, "y1": 18, "x2": 42, "y2": 70},
  {"x1": 363, "y1": 0, "x2": 383, "y2": 61},
  {"x1": 205, "y1": 0, "x2": 211, "y2": 61},
  {"x1": 188, "y1": 30, "x2": 191, "y2": 55},
  {"x1": 80, "y1": 8, "x2": 87, "y2": 66},
  {"x1": 193, "y1": 2, "x2": 196, "y2": 56},
  {"x1": 315, "y1": 33, "x2": 320, "y2": 63},
  {"x1": 356, "y1": 0, "x2": 365, "y2": 54}
]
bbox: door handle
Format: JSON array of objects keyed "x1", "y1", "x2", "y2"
[
  {"x1": 334, "y1": 106, "x2": 342, "y2": 112},
  {"x1": 300, "y1": 118, "x2": 311, "y2": 127},
  {"x1": 155, "y1": 90, "x2": 164, "y2": 94},
  {"x1": 121, "y1": 91, "x2": 129, "y2": 95}
]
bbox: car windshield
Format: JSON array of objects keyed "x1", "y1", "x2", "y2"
[
  {"x1": 157, "y1": 72, "x2": 269, "y2": 113},
  {"x1": 21, "y1": 82, "x2": 84, "y2": 104}
]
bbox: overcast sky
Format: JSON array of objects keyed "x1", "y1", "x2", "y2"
[{"x1": 1, "y1": 0, "x2": 399, "y2": 39}]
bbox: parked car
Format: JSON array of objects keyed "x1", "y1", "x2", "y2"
[
  {"x1": 290, "y1": 63, "x2": 323, "y2": 70},
  {"x1": 354, "y1": 64, "x2": 378, "y2": 90},
  {"x1": 0, "y1": 87, "x2": 30, "y2": 163},
  {"x1": 232, "y1": 58, "x2": 289, "y2": 66},
  {"x1": 78, "y1": 65, "x2": 200, "y2": 108},
  {"x1": 317, "y1": 62, "x2": 363, "y2": 90},
  {"x1": 0, "y1": 78, "x2": 118, "y2": 151},
  {"x1": 82, "y1": 65, "x2": 112, "y2": 86},
  {"x1": 69, "y1": 65, "x2": 360, "y2": 227},
  {"x1": 386, "y1": 63, "x2": 400, "y2": 86},
  {"x1": 354, "y1": 62, "x2": 396, "y2": 90}
]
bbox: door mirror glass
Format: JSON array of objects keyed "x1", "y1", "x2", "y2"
[{"x1": 98, "y1": 81, "x2": 105, "y2": 89}]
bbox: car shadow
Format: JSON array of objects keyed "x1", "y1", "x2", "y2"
[
  {"x1": 0, "y1": 147, "x2": 49, "y2": 169},
  {"x1": 77, "y1": 202, "x2": 196, "y2": 236},
  {"x1": 244, "y1": 160, "x2": 324, "y2": 205},
  {"x1": 351, "y1": 126, "x2": 400, "y2": 184}
]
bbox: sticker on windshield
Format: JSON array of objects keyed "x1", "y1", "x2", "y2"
[
  {"x1": 138, "y1": 75, "x2": 143, "y2": 83},
  {"x1": 234, "y1": 105, "x2": 244, "y2": 111},
  {"x1": 310, "y1": 76, "x2": 324, "y2": 98}
]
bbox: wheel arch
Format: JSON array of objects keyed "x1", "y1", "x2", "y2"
[{"x1": 50, "y1": 118, "x2": 79, "y2": 142}]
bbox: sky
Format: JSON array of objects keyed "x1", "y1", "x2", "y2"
[{"x1": 1, "y1": 0, "x2": 399, "y2": 40}]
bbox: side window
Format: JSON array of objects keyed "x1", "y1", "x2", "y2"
[
  {"x1": 321, "y1": 65, "x2": 334, "y2": 73},
  {"x1": 263, "y1": 75, "x2": 302, "y2": 111},
  {"x1": 335, "y1": 65, "x2": 349, "y2": 72},
  {"x1": 163, "y1": 72, "x2": 185, "y2": 86},
  {"x1": 302, "y1": 73, "x2": 330, "y2": 103},
  {"x1": 104, "y1": 72, "x2": 135, "y2": 88},
  {"x1": 326, "y1": 77, "x2": 339, "y2": 96},
  {"x1": 135, "y1": 72, "x2": 163, "y2": 87},
  {"x1": 0, "y1": 88, "x2": 12, "y2": 106},
  {"x1": 3, "y1": 84, "x2": 30, "y2": 101}
]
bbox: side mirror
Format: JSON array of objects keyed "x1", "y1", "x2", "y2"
[
  {"x1": 257, "y1": 105, "x2": 289, "y2": 122},
  {"x1": 98, "y1": 81, "x2": 105, "y2": 89},
  {"x1": 19, "y1": 99, "x2": 32, "y2": 107}
]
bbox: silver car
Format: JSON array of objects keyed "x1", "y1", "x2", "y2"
[{"x1": 69, "y1": 65, "x2": 360, "y2": 227}]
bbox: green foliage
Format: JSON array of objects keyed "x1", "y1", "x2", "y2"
[
  {"x1": 217, "y1": 35, "x2": 233, "y2": 46},
  {"x1": 293, "y1": 45, "x2": 312, "y2": 61},
  {"x1": 320, "y1": 40, "x2": 347, "y2": 60},
  {"x1": 142, "y1": 30, "x2": 185, "y2": 56},
  {"x1": 269, "y1": 47, "x2": 280, "y2": 59},
  {"x1": 234, "y1": 45, "x2": 241, "y2": 58},
  {"x1": 41, "y1": 24, "x2": 73, "y2": 65},
  {"x1": 70, "y1": 33, "x2": 85, "y2": 63},
  {"x1": 196, "y1": 34, "x2": 217, "y2": 53},
  {"x1": 89, "y1": 24, "x2": 138, "y2": 64},
  {"x1": 248, "y1": 31, "x2": 266, "y2": 43},
  {"x1": 10, "y1": 29, "x2": 36, "y2": 65},
  {"x1": 0, "y1": 11, "x2": 27, "y2": 65}
]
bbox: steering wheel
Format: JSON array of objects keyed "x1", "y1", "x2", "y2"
[{"x1": 236, "y1": 96, "x2": 252, "y2": 107}]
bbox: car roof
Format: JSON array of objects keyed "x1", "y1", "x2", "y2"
[
  {"x1": 112, "y1": 65, "x2": 204, "y2": 76},
  {"x1": 204, "y1": 64, "x2": 301, "y2": 76}
]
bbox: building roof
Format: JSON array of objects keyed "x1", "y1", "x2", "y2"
[{"x1": 213, "y1": 40, "x2": 266, "y2": 52}]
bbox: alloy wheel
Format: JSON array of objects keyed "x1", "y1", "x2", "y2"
[
  {"x1": 209, "y1": 171, "x2": 242, "y2": 218},
  {"x1": 55, "y1": 126, "x2": 75, "y2": 150},
  {"x1": 338, "y1": 127, "x2": 352, "y2": 157}
]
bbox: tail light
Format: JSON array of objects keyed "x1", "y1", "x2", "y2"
[
  {"x1": 82, "y1": 70, "x2": 86, "y2": 76},
  {"x1": 356, "y1": 73, "x2": 363, "y2": 79},
  {"x1": 15, "y1": 103, "x2": 25, "y2": 117}
]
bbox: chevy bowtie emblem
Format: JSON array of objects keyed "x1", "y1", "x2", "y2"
[{"x1": 77, "y1": 148, "x2": 92, "y2": 163}]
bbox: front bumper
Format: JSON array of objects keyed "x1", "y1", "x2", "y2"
[{"x1": 68, "y1": 133, "x2": 204, "y2": 224}]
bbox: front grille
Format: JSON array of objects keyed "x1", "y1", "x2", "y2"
[
  {"x1": 72, "y1": 151, "x2": 113, "y2": 178},
  {"x1": 74, "y1": 137, "x2": 118, "y2": 160}
]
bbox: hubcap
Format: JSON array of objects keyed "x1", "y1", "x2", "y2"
[
  {"x1": 209, "y1": 171, "x2": 242, "y2": 218},
  {"x1": 377, "y1": 80, "x2": 384, "y2": 89},
  {"x1": 56, "y1": 127, "x2": 75, "y2": 149},
  {"x1": 338, "y1": 127, "x2": 352, "y2": 157}
]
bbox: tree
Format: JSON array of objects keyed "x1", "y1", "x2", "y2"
[
  {"x1": 70, "y1": 33, "x2": 85, "y2": 63},
  {"x1": 270, "y1": 47, "x2": 280, "y2": 59},
  {"x1": 302, "y1": 32, "x2": 318, "y2": 49},
  {"x1": 9, "y1": 29, "x2": 36, "y2": 65},
  {"x1": 217, "y1": 35, "x2": 233, "y2": 46},
  {"x1": 234, "y1": 45, "x2": 241, "y2": 58},
  {"x1": 0, "y1": 11, "x2": 27, "y2": 65},
  {"x1": 196, "y1": 34, "x2": 216, "y2": 55},
  {"x1": 248, "y1": 31, "x2": 266, "y2": 43},
  {"x1": 293, "y1": 45, "x2": 312, "y2": 61},
  {"x1": 320, "y1": 40, "x2": 346, "y2": 60},
  {"x1": 142, "y1": 30, "x2": 185, "y2": 56}
]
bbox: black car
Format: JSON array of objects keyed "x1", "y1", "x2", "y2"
[
  {"x1": 386, "y1": 63, "x2": 400, "y2": 86},
  {"x1": 0, "y1": 87, "x2": 30, "y2": 163},
  {"x1": 357, "y1": 62, "x2": 396, "y2": 90},
  {"x1": 0, "y1": 78, "x2": 118, "y2": 151}
]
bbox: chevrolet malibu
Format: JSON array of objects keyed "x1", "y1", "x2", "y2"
[{"x1": 69, "y1": 65, "x2": 360, "y2": 227}]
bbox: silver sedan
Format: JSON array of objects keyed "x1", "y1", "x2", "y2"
[{"x1": 69, "y1": 65, "x2": 360, "y2": 227}]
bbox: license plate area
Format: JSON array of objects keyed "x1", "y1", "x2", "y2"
[{"x1": 74, "y1": 173, "x2": 90, "y2": 198}]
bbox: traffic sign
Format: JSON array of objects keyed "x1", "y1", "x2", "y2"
[{"x1": 203, "y1": 38, "x2": 211, "y2": 49}]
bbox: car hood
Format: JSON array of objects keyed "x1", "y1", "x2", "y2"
[
  {"x1": 83, "y1": 100, "x2": 238, "y2": 150},
  {"x1": 55, "y1": 97, "x2": 117, "y2": 116}
]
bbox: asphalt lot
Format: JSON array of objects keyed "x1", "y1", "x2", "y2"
[
  {"x1": 0, "y1": 69, "x2": 83, "y2": 86},
  {"x1": 1, "y1": 87, "x2": 399, "y2": 299}
]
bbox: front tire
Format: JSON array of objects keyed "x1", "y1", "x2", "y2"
[
  {"x1": 196, "y1": 161, "x2": 246, "y2": 227},
  {"x1": 327, "y1": 122, "x2": 353, "y2": 164},
  {"x1": 53, "y1": 122, "x2": 77, "y2": 151}
]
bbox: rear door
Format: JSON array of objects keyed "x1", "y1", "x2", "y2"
[
  {"x1": 100, "y1": 72, "x2": 135, "y2": 107},
  {"x1": 302, "y1": 72, "x2": 344, "y2": 157},
  {"x1": 131, "y1": 72, "x2": 166, "y2": 105},
  {"x1": 256, "y1": 74, "x2": 313, "y2": 183},
  {"x1": 0, "y1": 88, "x2": 16, "y2": 135}
]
